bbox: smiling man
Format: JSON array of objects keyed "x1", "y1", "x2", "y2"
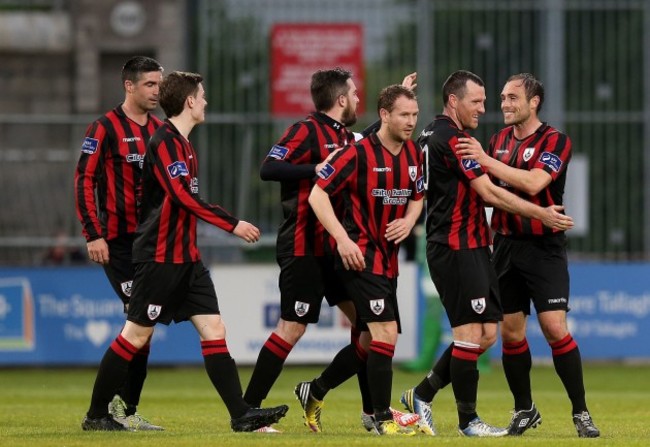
[{"x1": 401, "y1": 70, "x2": 575, "y2": 437}]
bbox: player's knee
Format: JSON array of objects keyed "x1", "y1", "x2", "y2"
[{"x1": 276, "y1": 319, "x2": 307, "y2": 343}]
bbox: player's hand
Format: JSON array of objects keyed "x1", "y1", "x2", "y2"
[
  {"x1": 541, "y1": 205, "x2": 574, "y2": 231},
  {"x1": 455, "y1": 137, "x2": 488, "y2": 164},
  {"x1": 233, "y1": 221, "x2": 261, "y2": 243},
  {"x1": 315, "y1": 147, "x2": 343, "y2": 174},
  {"x1": 337, "y1": 237, "x2": 365, "y2": 271},
  {"x1": 401, "y1": 72, "x2": 417, "y2": 91},
  {"x1": 385, "y1": 218, "x2": 414, "y2": 244},
  {"x1": 87, "y1": 238, "x2": 110, "y2": 265}
]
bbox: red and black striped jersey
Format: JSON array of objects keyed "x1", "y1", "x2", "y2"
[
  {"x1": 133, "y1": 121, "x2": 239, "y2": 264},
  {"x1": 74, "y1": 105, "x2": 162, "y2": 242},
  {"x1": 487, "y1": 123, "x2": 571, "y2": 236},
  {"x1": 419, "y1": 115, "x2": 491, "y2": 250},
  {"x1": 316, "y1": 133, "x2": 425, "y2": 278},
  {"x1": 263, "y1": 112, "x2": 354, "y2": 257}
]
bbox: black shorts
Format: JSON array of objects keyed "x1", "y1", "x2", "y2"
[
  {"x1": 277, "y1": 255, "x2": 349, "y2": 324},
  {"x1": 492, "y1": 233, "x2": 570, "y2": 315},
  {"x1": 127, "y1": 260, "x2": 220, "y2": 327},
  {"x1": 426, "y1": 243, "x2": 503, "y2": 328},
  {"x1": 103, "y1": 234, "x2": 136, "y2": 311},
  {"x1": 340, "y1": 270, "x2": 401, "y2": 333}
]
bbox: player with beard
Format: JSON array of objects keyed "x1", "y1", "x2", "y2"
[{"x1": 245, "y1": 68, "x2": 419, "y2": 433}]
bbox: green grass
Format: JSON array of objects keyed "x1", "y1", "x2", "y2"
[{"x1": 0, "y1": 363, "x2": 648, "y2": 446}]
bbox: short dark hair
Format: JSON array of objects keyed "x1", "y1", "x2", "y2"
[
  {"x1": 121, "y1": 56, "x2": 163, "y2": 85},
  {"x1": 377, "y1": 84, "x2": 417, "y2": 114},
  {"x1": 159, "y1": 71, "x2": 203, "y2": 118},
  {"x1": 442, "y1": 70, "x2": 484, "y2": 106},
  {"x1": 310, "y1": 67, "x2": 353, "y2": 112},
  {"x1": 506, "y1": 73, "x2": 545, "y2": 113}
]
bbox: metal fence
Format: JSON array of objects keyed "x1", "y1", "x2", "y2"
[{"x1": 0, "y1": 0, "x2": 648, "y2": 264}]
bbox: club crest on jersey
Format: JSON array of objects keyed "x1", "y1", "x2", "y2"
[
  {"x1": 522, "y1": 147, "x2": 535, "y2": 162},
  {"x1": 295, "y1": 301, "x2": 310, "y2": 317},
  {"x1": 416, "y1": 175, "x2": 425, "y2": 193},
  {"x1": 147, "y1": 304, "x2": 162, "y2": 320},
  {"x1": 409, "y1": 166, "x2": 417, "y2": 181},
  {"x1": 370, "y1": 299, "x2": 385, "y2": 315},
  {"x1": 471, "y1": 297, "x2": 486, "y2": 314},
  {"x1": 81, "y1": 137, "x2": 99, "y2": 154},
  {"x1": 462, "y1": 158, "x2": 481, "y2": 171},
  {"x1": 317, "y1": 163, "x2": 335, "y2": 180},
  {"x1": 120, "y1": 281, "x2": 132, "y2": 297},
  {"x1": 540, "y1": 152, "x2": 562, "y2": 172},
  {"x1": 167, "y1": 161, "x2": 189, "y2": 179},
  {"x1": 268, "y1": 145, "x2": 289, "y2": 160}
]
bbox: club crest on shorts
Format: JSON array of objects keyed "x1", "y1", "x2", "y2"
[
  {"x1": 471, "y1": 297, "x2": 486, "y2": 314},
  {"x1": 295, "y1": 301, "x2": 310, "y2": 317},
  {"x1": 370, "y1": 299, "x2": 385, "y2": 315},
  {"x1": 147, "y1": 304, "x2": 162, "y2": 321},
  {"x1": 120, "y1": 280, "x2": 132, "y2": 297}
]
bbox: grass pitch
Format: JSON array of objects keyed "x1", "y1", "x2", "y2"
[{"x1": 0, "y1": 363, "x2": 648, "y2": 446}]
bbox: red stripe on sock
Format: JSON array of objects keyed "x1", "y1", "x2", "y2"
[
  {"x1": 369, "y1": 341, "x2": 394, "y2": 358},
  {"x1": 265, "y1": 332, "x2": 293, "y2": 359},
  {"x1": 201, "y1": 339, "x2": 229, "y2": 356},
  {"x1": 503, "y1": 339, "x2": 529, "y2": 355},
  {"x1": 353, "y1": 339, "x2": 368, "y2": 361},
  {"x1": 452, "y1": 346, "x2": 479, "y2": 361},
  {"x1": 550, "y1": 334, "x2": 577, "y2": 356},
  {"x1": 110, "y1": 335, "x2": 137, "y2": 361}
]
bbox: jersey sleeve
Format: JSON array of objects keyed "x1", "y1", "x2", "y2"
[
  {"x1": 412, "y1": 145, "x2": 426, "y2": 200},
  {"x1": 446, "y1": 133, "x2": 487, "y2": 181},
  {"x1": 315, "y1": 144, "x2": 357, "y2": 196},
  {"x1": 74, "y1": 121, "x2": 107, "y2": 242},
  {"x1": 153, "y1": 137, "x2": 239, "y2": 232},
  {"x1": 260, "y1": 121, "x2": 317, "y2": 180},
  {"x1": 533, "y1": 131, "x2": 571, "y2": 180}
]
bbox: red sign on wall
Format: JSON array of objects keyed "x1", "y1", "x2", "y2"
[{"x1": 271, "y1": 23, "x2": 364, "y2": 117}]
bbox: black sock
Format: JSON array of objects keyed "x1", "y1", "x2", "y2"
[
  {"x1": 244, "y1": 332, "x2": 293, "y2": 407},
  {"x1": 450, "y1": 343, "x2": 480, "y2": 428},
  {"x1": 415, "y1": 342, "x2": 452, "y2": 401},
  {"x1": 550, "y1": 334, "x2": 587, "y2": 414},
  {"x1": 367, "y1": 341, "x2": 394, "y2": 415},
  {"x1": 120, "y1": 343, "x2": 150, "y2": 415},
  {"x1": 87, "y1": 335, "x2": 135, "y2": 419},
  {"x1": 201, "y1": 339, "x2": 249, "y2": 419},
  {"x1": 312, "y1": 342, "x2": 364, "y2": 400},
  {"x1": 351, "y1": 328, "x2": 373, "y2": 414},
  {"x1": 502, "y1": 338, "x2": 533, "y2": 410}
]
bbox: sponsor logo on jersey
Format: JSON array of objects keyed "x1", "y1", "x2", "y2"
[
  {"x1": 126, "y1": 154, "x2": 144, "y2": 163},
  {"x1": 409, "y1": 166, "x2": 417, "y2": 181},
  {"x1": 268, "y1": 145, "x2": 289, "y2": 160},
  {"x1": 471, "y1": 297, "x2": 486, "y2": 314},
  {"x1": 120, "y1": 281, "x2": 132, "y2": 297},
  {"x1": 147, "y1": 304, "x2": 162, "y2": 320},
  {"x1": 540, "y1": 152, "x2": 562, "y2": 172},
  {"x1": 122, "y1": 136, "x2": 141, "y2": 143},
  {"x1": 370, "y1": 299, "x2": 385, "y2": 315},
  {"x1": 324, "y1": 143, "x2": 339, "y2": 149},
  {"x1": 317, "y1": 163, "x2": 335, "y2": 180},
  {"x1": 462, "y1": 158, "x2": 481, "y2": 171},
  {"x1": 523, "y1": 147, "x2": 535, "y2": 162},
  {"x1": 167, "y1": 161, "x2": 189, "y2": 179},
  {"x1": 373, "y1": 166, "x2": 392, "y2": 173},
  {"x1": 81, "y1": 137, "x2": 99, "y2": 154},
  {"x1": 416, "y1": 175, "x2": 425, "y2": 193},
  {"x1": 295, "y1": 301, "x2": 310, "y2": 317},
  {"x1": 190, "y1": 177, "x2": 199, "y2": 194}
]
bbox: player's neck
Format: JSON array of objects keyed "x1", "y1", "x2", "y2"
[
  {"x1": 513, "y1": 117, "x2": 542, "y2": 140},
  {"x1": 121, "y1": 101, "x2": 149, "y2": 126},
  {"x1": 376, "y1": 128, "x2": 402, "y2": 155},
  {"x1": 169, "y1": 115, "x2": 196, "y2": 141}
]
